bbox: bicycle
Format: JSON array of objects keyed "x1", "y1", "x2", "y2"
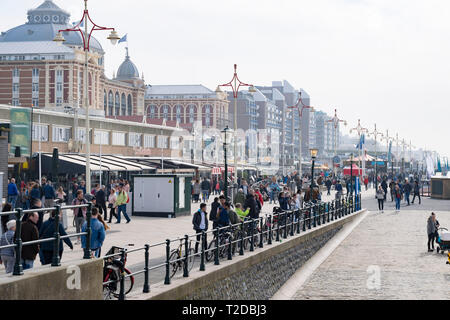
[
  {"x1": 103, "y1": 246, "x2": 135, "y2": 300},
  {"x1": 169, "y1": 238, "x2": 196, "y2": 278},
  {"x1": 205, "y1": 226, "x2": 235, "y2": 261}
]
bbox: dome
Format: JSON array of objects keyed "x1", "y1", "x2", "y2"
[
  {"x1": 116, "y1": 49, "x2": 140, "y2": 80},
  {"x1": 0, "y1": 0, "x2": 103, "y2": 53}
]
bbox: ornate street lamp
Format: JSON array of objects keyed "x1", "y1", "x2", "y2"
[
  {"x1": 326, "y1": 109, "x2": 347, "y2": 177},
  {"x1": 53, "y1": 0, "x2": 120, "y2": 193},
  {"x1": 221, "y1": 126, "x2": 231, "y2": 201},
  {"x1": 369, "y1": 124, "x2": 384, "y2": 191},
  {"x1": 310, "y1": 148, "x2": 319, "y2": 190},
  {"x1": 349, "y1": 119, "x2": 369, "y2": 181}
]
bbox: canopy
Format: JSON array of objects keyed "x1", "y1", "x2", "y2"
[{"x1": 342, "y1": 164, "x2": 362, "y2": 176}]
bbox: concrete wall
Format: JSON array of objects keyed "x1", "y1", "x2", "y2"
[
  {"x1": 0, "y1": 259, "x2": 103, "y2": 300},
  {"x1": 133, "y1": 209, "x2": 365, "y2": 300}
]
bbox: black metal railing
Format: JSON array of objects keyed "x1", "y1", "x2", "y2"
[
  {"x1": 102, "y1": 193, "x2": 363, "y2": 300},
  {"x1": 0, "y1": 203, "x2": 93, "y2": 276}
]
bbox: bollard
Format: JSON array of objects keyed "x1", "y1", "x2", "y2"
[
  {"x1": 268, "y1": 215, "x2": 273, "y2": 245},
  {"x1": 227, "y1": 225, "x2": 233, "y2": 260},
  {"x1": 183, "y1": 235, "x2": 189, "y2": 277},
  {"x1": 164, "y1": 239, "x2": 171, "y2": 285},
  {"x1": 259, "y1": 217, "x2": 264, "y2": 248},
  {"x1": 118, "y1": 249, "x2": 126, "y2": 301},
  {"x1": 239, "y1": 221, "x2": 244, "y2": 256},
  {"x1": 200, "y1": 231, "x2": 206, "y2": 271},
  {"x1": 51, "y1": 205, "x2": 61, "y2": 267},
  {"x1": 143, "y1": 244, "x2": 150, "y2": 293},
  {"x1": 13, "y1": 208, "x2": 23, "y2": 276},
  {"x1": 250, "y1": 219, "x2": 255, "y2": 252},
  {"x1": 83, "y1": 202, "x2": 93, "y2": 259},
  {"x1": 214, "y1": 228, "x2": 220, "y2": 265}
]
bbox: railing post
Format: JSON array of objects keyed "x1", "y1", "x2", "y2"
[
  {"x1": 268, "y1": 215, "x2": 273, "y2": 245},
  {"x1": 276, "y1": 213, "x2": 280, "y2": 242},
  {"x1": 327, "y1": 203, "x2": 330, "y2": 223},
  {"x1": 214, "y1": 228, "x2": 220, "y2": 265},
  {"x1": 143, "y1": 244, "x2": 150, "y2": 293},
  {"x1": 164, "y1": 239, "x2": 171, "y2": 285},
  {"x1": 313, "y1": 205, "x2": 317, "y2": 228},
  {"x1": 183, "y1": 235, "x2": 189, "y2": 277},
  {"x1": 259, "y1": 217, "x2": 264, "y2": 248},
  {"x1": 13, "y1": 208, "x2": 23, "y2": 276},
  {"x1": 317, "y1": 204, "x2": 321, "y2": 226},
  {"x1": 296, "y1": 210, "x2": 301, "y2": 234},
  {"x1": 51, "y1": 205, "x2": 61, "y2": 267},
  {"x1": 302, "y1": 209, "x2": 306, "y2": 232},
  {"x1": 250, "y1": 219, "x2": 255, "y2": 252},
  {"x1": 239, "y1": 221, "x2": 244, "y2": 256},
  {"x1": 200, "y1": 231, "x2": 206, "y2": 271},
  {"x1": 118, "y1": 249, "x2": 126, "y2": 301},
  {"x1": 83, "y1": 202, "x2": 93, "y2": 259},
  {"x1": 308, "y1": 206, "x2": 312, "y2": 229},
  {"x1": 283, "y1": 212, "x2": 288, "y2": 239},
  {"x1": 227, "y1": 225, "x2": 233, "y2": 260},
  {"x1": 290, "y1": 212, "x2": 294, "y2": 236}
]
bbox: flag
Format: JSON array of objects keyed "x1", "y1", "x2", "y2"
[
  {"x1": 355, "y1": 134, "x2": 365, "y2": 150},
  {"x1": 118, "y1": 34, "x2": 128, "y2": 44},
  {"x1": 437, "y1": 157, "x2": 442, "y2": 172}
]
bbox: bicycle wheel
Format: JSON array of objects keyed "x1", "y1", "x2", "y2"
[
  {"x1": 111, "y1": 268, "x2": 134, "y2": 298},
  {"x1": 169, "y1": 250, "x2": 180, "y2": 279},
  {"x1": 187, "y1": 248, "x2": 196, "y2": 272},
  {"x1": 205, "y1": 239, "x2": 215, "y2": 262},
  {"x1": 103, "y1": 269, "x2": 119, "y2": 300}
]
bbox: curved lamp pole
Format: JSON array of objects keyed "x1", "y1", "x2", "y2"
[
  {"x1": 53, "y1": 0, "x2": 120, "y2": 193},
  {"x1": 326, "y1": 109, "x2": 347, "y2": 178},
  {"x1": 349, "y1": 119, "x2": 369, "y2": 183},
  {"x1": 288, "y1": 92, "x2": 315, "y2": 179},
  {"x1": 369, "y1": 124, "x2": 384, "y2": 191},
  {"x1": 382, "y1": 130, "x2": 394, "y2": 180},
  {"x1": 217, "y1": 64, "x2": 255, "y2": 187}
]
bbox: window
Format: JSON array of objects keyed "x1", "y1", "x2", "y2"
[
  {"x1": 112, "y1": 132, "x2": 126, "y2": 146},
  {"x1": 56, "y1": 83, "x2": 62, "y2": 92},
  {"x1": 12, "y1": 99, "x2": 19, "y2": 106},
  {"x1": 32, "y1": 68, "x2": 39, "y2": 77},
  {"x1": 127, "y1": 95, "x2": 132, "y2": 116},
  {"x1": 52, "y1": 126, "x2": 71, "y2": 142},
  {"x1": 170, "y1": 136, "x2": 179, "y2": 150},
  {"x1": 128, "y1": 132, "x2": 142, "y2": 147},
  {"x1": 162, "y1": 105, "x2": 170, "y2": 120},
  {"x1": 76, "y1": 128, "x2": 86, "y2": 142},
  {"x1": 56, "y1": 97, "x2": 62, "y2": 106},
  {"x1": 143, "y1": 134, "x2": 155, "y2": 148},
  {"x1": 32, "y1": 99, "x2": 39, "y2": 107},
  {"x1": 188, "y1": 105, "x2": 196, "y2": 123},
  {"x1": 12, "y1": 84, "x2": 19, "y2": 93},
  {"x1": 148, "y1": 105, "x2": 156, "y2": 119},
  {"x1": 115, "y1": 92, "x2": 120, "y2": 116},
  {"x1": 103, "y1": 91, "x2": 107, "y2": 114},
  {"x1": 56, "y1": 70, "x2": 63, "y2": 77},
  {"x1": 94, "y1": 130, "x2": 109, "y2": 145},
  {"x1": 32, "y1": 83, "x2": 39, "y2": 93},
  {"x1": 175, "y1": 105, "x2": 183, "y2": 123},
  {"x1": 157, "y1": 136, "x2": 169, "y2": 149},
  {"x1": 32, "y1": 124, "x2": 48, "y2": 142},
  {"x1": 108, "y1": 91, "x2": 113, "y2": 116},
  {"x1": 121, "y1": 93, "x2": 126, "y2": 116}
]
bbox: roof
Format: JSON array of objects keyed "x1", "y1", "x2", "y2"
[
  {"x1": 146, "y1": 85, "x2": 214, "y2": 96},
  {"x1": 0, "y1": 41, "x2": 73, "y2": 55},
  {"x1": 116, "y1": 50, "x2": 140, "y2": 80}
]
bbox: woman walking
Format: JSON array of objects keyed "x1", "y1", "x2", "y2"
[
  {"x1": 107, "y1": 188, "x2": 118, "y2": 223},
  {"x1": 394, "y1": 184, "x2": 402, "y2": 212},
  {"x1": 427, "y1": 212, "x2": 440, "y2": 252},
  {"x1": 376, "y1": 186, "x2": 385, "y2": 212}
]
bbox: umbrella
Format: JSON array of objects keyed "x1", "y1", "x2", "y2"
[{"x1": 342, "y1": 164, "x2": 362, "y2": 176}]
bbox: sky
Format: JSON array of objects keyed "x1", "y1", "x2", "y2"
[{"x1": 1, "y1": 0, "x2": 449, "y2": 159}]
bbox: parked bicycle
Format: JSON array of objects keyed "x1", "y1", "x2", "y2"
[
  {"x1": 169, "y1": 238, "x2": 196, "y2": 278},
  {"x1": 103, "y1": 246, "x2": 135, "y2": 300}
]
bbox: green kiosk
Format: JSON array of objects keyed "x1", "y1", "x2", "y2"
[{"x1": 132, "y1": 174, "x2": 193, "y2": 218}]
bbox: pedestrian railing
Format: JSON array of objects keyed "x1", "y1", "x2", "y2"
[
  {"x1": 0, "y1": 203, "x2": 94, "y2": 276},
  {"x1": 102, "y1": 193, "x2": 363, "y2": 300},
  {"x1": 420, "y1": 181, "x2": 431, "y2": 197}
]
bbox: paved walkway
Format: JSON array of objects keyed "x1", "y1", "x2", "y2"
[{"x1": 293, "y1": 197, "x2": 450, "y2": 300}]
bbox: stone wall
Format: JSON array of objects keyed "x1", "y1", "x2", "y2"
[{"x1": 185, "y1": 227, "x2": 341, "y2": 300}]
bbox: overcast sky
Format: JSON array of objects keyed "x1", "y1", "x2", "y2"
[{"x1": 1, "y1": 0, "x2": 449, "y2": 159}]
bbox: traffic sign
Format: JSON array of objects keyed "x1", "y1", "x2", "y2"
[{"x1": 333, "y1": 156, "x2": 341, "y2": 164}]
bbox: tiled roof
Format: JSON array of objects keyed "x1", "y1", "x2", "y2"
[
  {"x1": 0, "y1": 41, "x2": 73, "y2": 55},
  {"x1": 146, "y1": 85, "x2": 214, "y2": 96}
]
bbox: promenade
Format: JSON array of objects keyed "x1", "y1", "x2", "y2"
[{"x1": 293, "y1": 197, "x2": 450, "y2": 300}]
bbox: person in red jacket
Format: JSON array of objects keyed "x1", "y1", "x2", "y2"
[
  {"x1": 364, "y1": 176, "x2": 369, "y2": 191},
  {"x1": 254, "y1": 188, "x2": 264, "y2": 208}
]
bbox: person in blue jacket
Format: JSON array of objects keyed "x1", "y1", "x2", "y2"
[
  {"x1": 39, "y1": 210, "x2": 73, "y2": 265},
  {"x1": 81, "y1": 207, "x2": 106, "y2": 258},
  {"x1": 7, "y1": 178, "x2": 19, "y2": 209}
]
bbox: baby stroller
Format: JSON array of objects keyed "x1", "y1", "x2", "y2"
[{"x1": 436, "y1": 227, "x2": 450, "y2": 255}]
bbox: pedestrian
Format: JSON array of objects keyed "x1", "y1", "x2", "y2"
[
  {"x1": 0, "y1": 220, "x2": 16, "y2": 274},
  {"x1": 412, "y1": 181, "x2": 421, "y2": 205},
  {"x1": 201, "y1": 178, "x2": 211, "y2": 203},
  {"x1": 403, "y1": 179, "x2": 412, "y2": 206},
  {"x1": 381, "y1": 179, "x2": 388, "y2": 202},
  {"x1": 43, "y1": 181, "x2": 56, "y2": 208},
  {"x1": 192, "y1": 203, "x2": 208, "y2": 253},
  {"x1": 77, "y1": 181, "x2": 87, "y2": 195},
  {"x1": 217, "y1": 202, "x2": 230, "y2": 228},
  {"x1": 394, "y1": 184, "x2": 402, "y2": 212},
  {"x1": 389, "y1": 181, "x2": 395, "y2": 202},
  {"x1": 72, "y1": 190, "x2": 87, "y2": 244},
  {"x1": 94, "y1": 184, "x2": 107, "y2": 221},
  {"x1": 269, "y1": 179, "x2": 280, "y2": 204},
  {"x1": 1, "y1": 204, "x2": 13, "y2": 239},
  {"x1": 235, "y1": 203, "x2": 249, "y2": 221},
  {"x1": 244, "y1": 190, "x2": 258, "y2": 219},
  {"x1": 55, "y1": 186, "x2": 66, "y2": 203},
  {"x1": 427, "y1": 212, "x2": 440, "y2": 252},
  {"x1": 20, "y1": 212, "x2": 40, "y2": 270},
  {"x1": 192, "y1": 180, "x2": 201, "y2": 203},
  {"x1": 7, "y1": 178, "x2": 19, "y2": 209},
  {"x1": 325, "y1": 179, "x2": 332, "y2": 196},
  {"x1": 39, "y1": 210, "x2": 73, "y2": 265},
  {"x1": 30, "y1": 183, "x2": 41, "y2": 202},
  {"x1": 214, "y1": 180, "x2": 220, "y2": 195},
  {"x1": 225, "y1": 202, "x2": 239, "y2": 225},
  {"x1": 234, "y1": 188, "x2": 246, "y2": 206},
  {"x1": 81, "y1": 207, "x2": 106, "y2": 258},
  {"x1": 107, "y1": 188, "x2": 118, "y2": 223},
  {"x1": 115, "y1": 184, "x2": 131, "y2": 224},
  {"x1": 209, "y1": 197, "x2": 220, "y2": 230},
  {"x1": 364, "y1": 176, "x2": 369, "y2": 191},
  {"x1": 376, "y1": 186, "x2": 385, "y2": 213}
]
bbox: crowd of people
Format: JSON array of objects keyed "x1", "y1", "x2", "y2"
[{"x1": 0, "y1": 176, "x2": 134, "y2": 274}]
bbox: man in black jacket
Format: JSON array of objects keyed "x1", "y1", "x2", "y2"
[
  {"x1": 39, "y1": 211, "x2": 73, "y2": 265},
  {"x1": 192, "y1": 203, "x2": 208, "y2": 253},
  {"x1": 94, "y1": 184, "x2": 107, "y2": 220},
  {"x1": 21, "y1": 212, "x2": 40, "y2": 270},
  {"x1": 209, "y1": 197, "x2": 221, "y2": 230},
  {"x1": 244, "y1": 190, "x2": 258, "y2": 219},
  {"x1": 381, "y1": 179, "x2": 388, "y2": 201}
]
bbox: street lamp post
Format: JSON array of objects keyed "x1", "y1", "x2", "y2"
[
  {"x1": 349, "y1": 119, "x2": 369, "y2": 182},
  {"x1": 369, "y1": 124, "x2": 384, "y2": 191},
  {"x1": 350, "y1": 153, "x2": 354, "y2": 197},
  {"x1": 326, "y1": 109, "x2": 347, "y2": 178},
  {"x1": 222, "y1": 126, "x2": 230, "y2": 201},
  {"x1": 310, "y1": 148, "x2": 318, "y2": 190},
  {"x1": 288, "y1": 92, "x2": 315, "y2": 179},
  {"x1": 217, "y1": 64, "x2": 255, "y2": 188},
  {"x1": 54, "y1": 0, "x2": 120, "y2": 193}
]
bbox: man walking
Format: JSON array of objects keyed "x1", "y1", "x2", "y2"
[
  {"x1": 94, "y1": 184, "x2": 107, "y2": 221},
  {"x1": 403, "y1": 179, "x2": 412, "y2": 206},
  {"x1": 43, "y1": 181, "x2": 56, "y2": 208},
  {"x1": 20, "y1": 212, "x2": 40, "y2": 270},
  {"x1": 72, "y1": 190, "x2": 87, "y2": 244},
  {"x1": 201, "y1": 178, "x2": 211, "y2": 203},
  {"x1": 116, "y1": 184, "x2": 131, "y2": 224},
  {"x1": 192, "y1": 203, "x2": 208, "y2": 253},
  {"x1": 81, "y1": 207, "x2": 105, "y2": 258},
  {"x1": 412, "y1": 180, "x2": 421, "y2": 205},
  {"x1": 325, "y1": 178, "x2": 332, "y2": 196},
  {"x1": 7, "y1": 178, "x2": 19, "y2": 209},
  {"x1": 381, "y1": 179, "x2": 388, "y2": 202}
]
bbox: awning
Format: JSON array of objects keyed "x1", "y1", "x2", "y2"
[
  {"x1": 62, "y1": 154, "x2": 128, "y2": 171},
  {"x1": 99, "y1": 155, "x2": 155, "y2": 171}
]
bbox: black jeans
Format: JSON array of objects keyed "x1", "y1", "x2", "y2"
[
  {"x1": 194, "y1": 231, "x2": 207, "y2": 253},
  {"x1": 412, "y1": 193, "x2": 421, "y2": 204},
  {"x1": 428, "y1": 233, "x2": 435, "y2": 250},
  {"x1": 98, "y1": 203, "x2": 107, "y2": 220},
  {"x1": 108, "y1": 207, "x2": 117, "y2": 222},
  {"x1": 41, "y1": 250, "x2": 63, "y2": 265},
  {"x1": 378, "y1": 199, "x2": 384, "y2": 211}
]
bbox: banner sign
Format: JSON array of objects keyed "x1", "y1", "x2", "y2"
[{"x1": 10, "y1": 108, "x2": 31, "y2": 157}]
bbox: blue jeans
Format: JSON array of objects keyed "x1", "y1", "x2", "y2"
[
  {"x1": 201, "y1": 190, "x2": 209, "y2": 202},
  {"x1": 117, "y1": 204, "x2": 130, "y2": 223},
  {"x1": 21, "y1": 259, "x2": 34, "y2": 270},
  {"x1": 395, "y1": 198, "x2": 401, "y2": 210},
  {"x1": 405, "y1": 192, "x2": 410, "y2": 205},
  {"x1": 7, "y1": 195, "x2": 17, "y2": 209}
]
